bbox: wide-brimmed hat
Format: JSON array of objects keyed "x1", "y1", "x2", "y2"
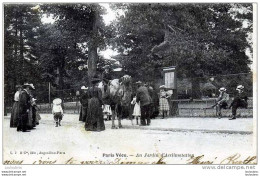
[
  {"x1": 103, "y1": 65, "x2": 110, "y2": 69},
  {"x1": 23, "y1": 83, "x2": 35, "y2": 89},
  {"x1": 81, "y1": 86, "x2": 88, "y2": 90},
  {"x1": 236, "y1": 85, "x2": 244, "y2": 91},
  {"x1": 53, "y1": 98, "x2": 62, "y2": 105},
  {"x1": 159, "y1": 85, "x2": 166, "y2": 89},
  {"x1": 15, "y1": 85, "x2": 22, "y2": 89},
  {"x1": 136, "y1": 81, "x2": 142, "y2": 85},
  {"x1": 29, "y1": 84, "x2": 35, "y2": 89},
  {"x1": 219, "y1": 87, "x2": 226, "y2": 92}
]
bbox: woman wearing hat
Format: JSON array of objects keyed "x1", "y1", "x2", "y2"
[
  {"x1": 85, "y1": 75, "x2": 105, "y2": 131},
  {"x1": 159, "y1": 85, "x2": 170, "y2": 119},
  {"x1": 229, "y1": 85, "x2": 248, "y2": 120},
  {"x1": 215, "y1": 87, "x2": 229, "y2": 119},
  {"x1": 10, "y1": 85, "x2": 22, "y2": 127},
  {"x1": 17, "y1": 83, "x2": 34, "y2": 132},
  {"x1": 79, "y1": 86, "x2": 89, "y2": 122}
]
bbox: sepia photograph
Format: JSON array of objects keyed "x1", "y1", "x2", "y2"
[{"x1": 1, "y1": 1, "x2": 257, "y2": 172}]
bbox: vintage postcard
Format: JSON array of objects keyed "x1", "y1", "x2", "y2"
[{"x1": 1, "y1": 2, "x2": 257, "y2": 172}]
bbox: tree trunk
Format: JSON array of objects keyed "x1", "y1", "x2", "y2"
[
  {"x1": 19, "y1": 16, "x2": 24, "y2": 83},
  {"x1": 87, "y1": 8, "x2": 98, "y2": 85},
  {"x1": 191, "y1": 78, "x2": 201, "y2": 99},
  {"x1": 14, "y1": 16, "x2": 18, "y2": 85}
]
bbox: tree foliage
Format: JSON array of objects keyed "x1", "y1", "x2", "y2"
[{"x1": 111, "y1": 3, "x2": 252, "y2": 98}]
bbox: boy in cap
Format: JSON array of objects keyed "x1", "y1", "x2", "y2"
[{"x1": 229, "y1": 85, "x2": 248, "y2": 120}]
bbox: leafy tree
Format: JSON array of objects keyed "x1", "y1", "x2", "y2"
[
  {"x1": 111, "y1": 3, "x2": 252, "y2": 98},
  {"x1": 4, "y1": 4, "x2": 42, "y2": 100},
  {"x1": 41, "y1": 4, "x2": 107, "y2": 85}
]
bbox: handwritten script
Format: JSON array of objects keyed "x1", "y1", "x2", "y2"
[{"x1": 187, "y1": 154, "x2": 257, "y2": 164}]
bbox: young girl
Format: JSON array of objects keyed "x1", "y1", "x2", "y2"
[
  {"x1": 131, "y1": 96, "x2": 141, "y2": 125},
  {"x1": 159, "y1": 85, "x2": 170, "y2": 118},
  {"x1": 52, "y1": 98, "x2": 63, "y2": 127}
]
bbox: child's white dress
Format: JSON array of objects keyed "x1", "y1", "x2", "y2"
[{"x1": 131, "y1": 97, "x2": 141, "y2": 117}]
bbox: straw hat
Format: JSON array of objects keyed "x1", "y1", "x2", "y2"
[
  {"x1": 159, "y1": 85, "x2": 166, "y2": 89},
  {"x1": 219, "y1": 87, "x2": 226, "y2": 92},
  {"x1": 103, "y1": 65, "x2": 110, "y2": 69},
  {"x1": 15, "y1": 85, "x2": 22, "y2": 89},
  {"x1": 81, "y1": 86, "x2": 88, "y2": 90},
  {"x1": 136, "y1": 81, "x2": 142, "y2": 85},
  {"x1": 236, "y1": 85, "x2": 244, "y2": 91},
  {"x1": 23, "y1": 83, "x2": 35, "y2": 89},
  {"x1": 53, "y1": 98, "x2": 62, "y2": 105}
]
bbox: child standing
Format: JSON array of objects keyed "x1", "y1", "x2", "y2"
[
  {"x1": 159, "y1": 85, "x2": 170, "y2": 119},
  {"x1": 52, "y1": 98, "x2": 63, "y2": 127},
  {"x1": 131, "y1": 96, "x2": 141, "y2": 125}
]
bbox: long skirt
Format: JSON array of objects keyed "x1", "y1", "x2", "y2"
[
  {"x1": 159, "y1": 98, "x2": 169, "y2": 111},
  {"x1": 27, "y1": 107, "x2": 35, "y2": 129},
  {"x1": 85, "y1": 98, "x2": 105, "y2": 131},
  {"x1": 10, "y1": 101, "x2": 19, "y2": 128},
  {"x1": 79, "y1": 106, "x2": 87, "y2": 122}
]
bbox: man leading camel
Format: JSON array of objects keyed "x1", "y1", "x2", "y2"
[{"x1": 136, "y1": 81, "x2": 152, "y2": 126}]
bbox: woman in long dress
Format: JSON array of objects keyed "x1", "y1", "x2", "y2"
[
  {"x1": 85, "y1": 76, "x2": 105, "y2": 132},
  {"x1": 10, "y1": 85, "x2": 22, "y2": 127}
]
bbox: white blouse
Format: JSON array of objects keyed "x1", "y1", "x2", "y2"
[
  {"x1": 52, "y1": 105, "x2": 63, "y2": 114},
  {"x1": 14, "y1": 91, "x2": 20, "y2": 101}
]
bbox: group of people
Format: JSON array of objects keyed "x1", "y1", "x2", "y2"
[
  {"x1": 9, "y1": 77, "x2": 248, "y2": 133},
  {"x1": 10, "y1": 83, "x2": 41, "y2": 132},
  {"x1": 214, "y1": 85, "x2": 248, "y2": 120}
]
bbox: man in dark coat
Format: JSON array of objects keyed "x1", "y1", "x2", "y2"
[
  {"x1": 146, "y1": 84, "x2": 156, "y2": 119},
  {"x1": 229, "y1": 85, "x2": 248, "y2": 120},
  {"x1": 17, "y1": 83, "x2": 33, "y2": 132},
  {"x1": 136, "y1": 81, "x2": 152, "y2": 126},
  {"x1": 102, "y1": 65, "x2": 113, "y2": 94}
]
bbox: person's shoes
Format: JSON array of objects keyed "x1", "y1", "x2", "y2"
[
  {"x1": 139, "y1": 124, "x2": 146, "y2": 126},
  {"x1": 22, "y1": 130, "x2": 30, "y2": 132},
  {"x1": 229, "y1": 116, "x2": 236, "y2": 120},
  {"x1": 55, "y1": 122, "x2": 58, "y2": 127}
]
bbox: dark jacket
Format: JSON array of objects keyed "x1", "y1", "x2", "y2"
[
  {"x1": 19, "y1": 90, "x2": 31, "y2": 114},
  {"x1": 88, "y1": 86, "x2": 104, "y2": 106},
  {"x1": 136, "y1": 86, "x2": 152, "y2": 107},
  {"x1": 236, "y1": 91, "x2": 248, "y2": 102},
  {"x1": 80, "y1": 92, "x2": 89, "y2": 107},
  {"x1": 102, "y1": 71, "x2": 112, "y2": 83}
]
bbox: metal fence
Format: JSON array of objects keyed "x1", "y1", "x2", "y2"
[
  {"x1": 6, "y1": 97, "x2": 253, "y2": 118},
  {"x1": 170, "y1": 97, "x2": 253, "y2": 117},
  {"x1": 177, "y1": 72, "x2": 253, "y2": 99}
]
